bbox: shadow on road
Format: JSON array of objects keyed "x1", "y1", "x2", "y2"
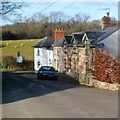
[{"x1": 2, "y1": 71, "x2": 85, "y2": 104}]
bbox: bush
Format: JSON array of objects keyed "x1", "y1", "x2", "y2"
[
  {"x1": 92, "y1": 49, "x2": 120, "y2": 84},
  {"x1": 2, "y1": 56, "x2": 34, "y2": 71},
  {"x1": 2, "y1": 56, "x2": 16, "y2": 69}
]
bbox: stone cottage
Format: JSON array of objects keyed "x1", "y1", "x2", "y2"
[
  {"x1": 52, "y1": 12, "x2": 119, "y2": 72},
  {"x1": 52, "y1": 30, "x2": 105, "y2": 73},
  {"x1": 32, "y1": 12, "x2": 119, "y2": 76},
  {"x1": 52, "y1": 26, "x2": 119, "y2": 83}
]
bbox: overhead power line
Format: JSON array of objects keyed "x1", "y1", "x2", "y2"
[
  {"x1": 26, "y1": 1, "x2": 76, "y2": 22},
  {"x1": 26, "y1": 0, "x2": 58, "y2": 21},
  {"x1": 59, "y1": 2, "x2": 76, "y2": 12}
]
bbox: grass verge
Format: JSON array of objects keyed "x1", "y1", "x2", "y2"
[{"x1": 1, "y1": 39, "x2": 40, "y2": 60}]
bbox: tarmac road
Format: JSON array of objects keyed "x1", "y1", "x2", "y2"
[{"x1": 2, "y1": 71, "x2": 118, "y2": 118}]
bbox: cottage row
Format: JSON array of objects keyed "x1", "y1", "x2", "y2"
[{"x1": 32, "y1": 13, "x2": 119, "y2": 74}]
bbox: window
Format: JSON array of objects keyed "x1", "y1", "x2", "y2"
[
  {"x1": 49, "y1": 59, "x2": 52, "y2": 65},
  {"x1": 73, "y1": 44, "x2": 77, "y2": 54},
  {"x1": 40, "y1": 66, "x2": 55, "y2": 71},
  {"x1": 37, "y1": 61, "x2": 40, "y2": 68},
  {"x1": 37, "y1": 49, "x2": 40, "y2": 56},
  {"x1": 98, "y1": 43, "x2": 105, "y2": 48}
]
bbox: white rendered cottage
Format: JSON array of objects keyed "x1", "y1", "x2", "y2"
[
  {"x1": 95, "y1": 26, "x2": 119, "y2": 56},
  {"x1": 32, "y1": 28, "x2": 65, "y2": 73},
  {"x1": 32, "y1": 36, "x2": 54, "y2": 73}
]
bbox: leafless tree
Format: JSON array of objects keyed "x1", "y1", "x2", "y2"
[
  {"x1": 1, "y1": 1, "x2": 24, "y2": 20},
  {"x1": 49, "y1": 11, "x2": 66, "y2": 23},
  {"x1": 110, "y1": 17, "x2": 118, "y2": 27}
]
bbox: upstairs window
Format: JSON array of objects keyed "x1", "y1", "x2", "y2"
[
  {"x1": 37, "y1": 49, "x2": 40, "y2": 56},
  {"x1": 37, "y1": 61, "x2": 40, "y2": 68},
  {"x1": 49, "y1": 59, "x2": 52, "y2": 65}
]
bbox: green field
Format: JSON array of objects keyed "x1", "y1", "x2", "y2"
[{"x1": 1, "y1": 39, "x2": 40, "y2": 60}]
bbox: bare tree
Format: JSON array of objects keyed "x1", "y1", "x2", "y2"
[
  {"x1": 1, "y1": 1, "x2": 24, "y2": 20},
  {"x1": 110, "y1": 17, "x2": 118, "y2": 27},
  {"x1": 49, "y1": 11, "x2": 66, "y2": 23},
  {"x1": 75, "y1": 13, "x2": 82, "y2": 23}
]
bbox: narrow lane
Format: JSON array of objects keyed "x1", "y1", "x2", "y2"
[{"x1": 2, "y1": 71, "x2": 118, "y2": 118}]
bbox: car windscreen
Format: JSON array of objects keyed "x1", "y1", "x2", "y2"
[{"x1": 40, "y1": 67, "x2": 55, "y2": 71}]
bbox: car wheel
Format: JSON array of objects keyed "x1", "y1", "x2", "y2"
[
  {"x1": 37, "y1": 74, "x2": 39, "y2": 79},
  {"x1": 39, "y1": 75, "x2": 43, "y2": 80},
  {"x1": 37, "y1": 74, "x2": 42, "y2": 80}
]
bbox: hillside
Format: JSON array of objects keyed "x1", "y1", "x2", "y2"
[{"x1": 1, "y1": 39, "x2": 40, "y2": 60}]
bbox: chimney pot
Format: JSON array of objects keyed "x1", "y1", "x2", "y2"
[{"x1": 54, "y1": 28, "x2": 64, "y2": 40}]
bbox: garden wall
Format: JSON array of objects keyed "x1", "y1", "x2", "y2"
[
  {"x1": 58, "y1": 72, "x2": 119, "y2": 91},
  {"x1": 89, "y1": 77, "x2": 119, "y2": 91},
  {"x1": 58, "y1": 72, "x2": 79, "y2": 83}
]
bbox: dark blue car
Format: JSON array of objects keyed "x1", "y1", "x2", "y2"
[{"x1": 37, "y1": 66, "x2": 58, "y2": 80}]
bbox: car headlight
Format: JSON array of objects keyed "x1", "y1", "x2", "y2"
[
  {"x1": 43, "y1": 73, "x2": 47, "y2": 76},
  {"x1": 55, "y1": 73, "x2": 58, "y2": 76}
]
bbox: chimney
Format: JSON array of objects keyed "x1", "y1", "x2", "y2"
[
  {"x1": 101, "y1": 12, "x2": 111, "y2": 29},
  {"x1": 54, "y1": 28, "x2": 64, "y2": 40}
]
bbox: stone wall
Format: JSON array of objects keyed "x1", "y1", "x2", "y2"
[
  {"x1": 79, "y1": 73, "x2": 89, "y2": 84},
  {"x1": 53, "y1": 45, "x2": 94, "y2": 74},
  {"x1": 58, "y1": 72, "x2": 119, "y2": 91},
  {"x1": 89, "y1": 78, "x2": 119, "y2": 91},
  {"x1": 58, "y1": 72, "x2": 79, "y2": 83},
  {"x1": 53, "y1": 46, "x2": 64, "y2": 72}
]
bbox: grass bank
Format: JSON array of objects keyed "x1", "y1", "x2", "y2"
[{"x1": 1, "y1": 39, "x2": 40, "y2": 60}]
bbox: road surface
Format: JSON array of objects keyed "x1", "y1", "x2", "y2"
[{"x1": 2, "y1": 71, "x2": 118, "y2": 118}]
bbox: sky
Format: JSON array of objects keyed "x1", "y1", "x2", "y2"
[{"x1": 1, "y1": 0, "x2": 119, "y2": 26}]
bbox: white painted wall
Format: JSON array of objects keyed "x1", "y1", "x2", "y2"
[
  {"x1": 99, "y1": 29, "x2": 119, "y2": 56},
  {"x1": 34, "y1": 48, "x2": 54, "y2": 73}
]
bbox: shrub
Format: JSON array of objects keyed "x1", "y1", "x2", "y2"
[
  {"x1": 2, "y1": 56, "x2": 16, "y2": 69},
  {"x1": 2, "y1": 56, "x2": 34, "y2": 71},
  {"x1": 91, "y1": 49, "x2": 120, "y2": 84}
]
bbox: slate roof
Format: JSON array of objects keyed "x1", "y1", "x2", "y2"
[
  {"x1": 53, "y1": 27, "x2": 118, "y2": 47},
  {"x1": 53, "y1": 37, "x2": 65, "y2": 46},
  {"x1": 85, "y1": 31, "x2": 105, "y2": 41},
  {"x1": 94, "y1": 26, "x2": 119, "y2": 44},
  {"x1": 97, "y1": 27, "x2": 119, "y2": 56},
  {"x1": 64, "y1": 35, "x2": 73, "y2": 44},
  {"x1": 72, "y1": 33, "x2": 84, "y2": 43},
  {"x1": 52, "y1": 31, "x2": 103, "y2": 47},
  {"x1": 32, "y1": 36, "x2": 54, "y2": 48},
  {"x1": 32, "y1": 26, "x2": 119, "y2": 49},
  {"x1": 52, "y1": 35, "x2": 73, "y2": 47}
]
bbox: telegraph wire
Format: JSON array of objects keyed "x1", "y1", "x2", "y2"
[
  {"x1": 25, "y1": 1, "x2": 76, "y2": 22},
  {"x1": 25, "y1": 0, "x2": 58, "y2": 21},
  {"x1": 59, "y1": 2, "x2": 76, "y2": 12},
  {"x1": 90, "y1": 2, "x2": 103, "y2": 20}
]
